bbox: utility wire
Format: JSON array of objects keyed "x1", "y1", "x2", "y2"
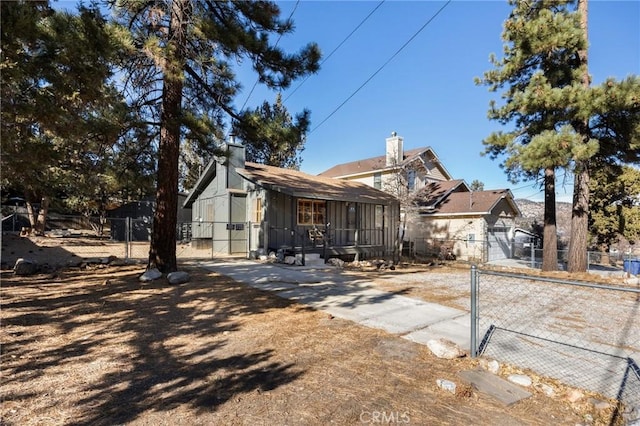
[
  {"x1": 240, "y1": 0, "x2": 300, "y2": 111},
  {"x1": 284, "y1": 0, "x2": 386, "y2": 102},
  {"x1": 310, "y1": 0, "x2": 452, "y2": 134}
]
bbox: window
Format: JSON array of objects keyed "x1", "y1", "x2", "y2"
[
  {"x1": 297, "y1": 199, "x2": 326, "y2": 225},
  {"x1": 467, "y1": 233, "x2": 475, "y2": 243},
  {"x1": 407, "y1": 169, "x2": 416, "y2": 191},
  {"x1": 253, "y1": 198, "x2": 262, "y2": 223},
  {"x1": 373, "y1": 173, "x2": 382, "y2": 189}
]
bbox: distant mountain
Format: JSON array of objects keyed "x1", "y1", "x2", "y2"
[{"x1": 514, "y1": 199, "x2": 573, "y2": 243}]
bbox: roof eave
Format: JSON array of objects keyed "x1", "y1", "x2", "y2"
[{"x1": 183, "y1": 159, "x2": 217, "y2": 207}]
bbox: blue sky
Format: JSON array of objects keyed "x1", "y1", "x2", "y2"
[
  {"x1": 54, "y1": 0, "x2": 639, "y2": 201},
  {"x1": 237, "y1": 0, "x2": 640, "y2": 202}
]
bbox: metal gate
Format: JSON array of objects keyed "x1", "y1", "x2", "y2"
[{"x1": 229, "y1": 194, "x2": 247, "y2": 254}]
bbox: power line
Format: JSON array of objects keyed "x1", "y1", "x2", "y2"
[
  {"x1": 240, "y1": 0, "x2": 300, "y2": 111},
  {"x1": 284, "y1": 0, "x2": 386, "y2": 102},
  {"x1": 310, "y1": 0, "x2": 452, "y2": 135}
]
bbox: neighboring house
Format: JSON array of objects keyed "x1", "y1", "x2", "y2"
[
  {"x1": 319, "y1": 132, "x2": 453, "y2": 193},
  {"x1": 411, "y1": 180, "x2": 520, "y2": 262},
  {"x1": 319, "y1": 133, "x2": 520, "y2": 262},
  {"x1": 108, "y1": 194, "x2": 191, "y2": 241},
  {"x1": 183, "y1": 142, "x2": 400, "y2": 260}
]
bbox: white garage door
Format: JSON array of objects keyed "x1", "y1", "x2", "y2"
[{"x1": 487, "y1": 227, "x2": 511, "y2": 261}]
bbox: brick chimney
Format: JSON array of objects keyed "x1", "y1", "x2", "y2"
[{"x1": 386, "y1": 132, "x2": 403, "y2": 167}]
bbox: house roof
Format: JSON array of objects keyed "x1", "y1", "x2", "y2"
[
  {"x1": 415, "y1": 180, "x2": 520, "y2": 216},
  {"x1": 415, "y1": 179, "x2": 469, "y2": 208},
  {"x1": 318, "y1": 146, "x2": 452, "y2": 179},
  {"x1": 237, "y1": 162, "x2": 398, "y2": 205}
]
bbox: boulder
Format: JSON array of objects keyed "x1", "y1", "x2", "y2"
[
  {"x1": 14, "y1": 258, "x2": 38, "y2": 276},
  {"x1": 139, "y1": 268, "x2": 162, "y2": 282},
  {"x1": 327, "y1": 258, "x2": 345, "y2": 268},
  {"x1": 427, "y1": 338, "x2": 465, "y2": 359},
  {"x1": 167, "y1": 271, "x2": 190, "y2": 285},
  {"x1": 507, "y1": 374, "x2": 532, "y2": 387}
]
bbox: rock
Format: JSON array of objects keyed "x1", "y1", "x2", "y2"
[
  {"x1": 327, "y1": 258, "x2": 345, "y2": 268},
  {"x1": 539, "y1": 383, "x2": 555, "y2": 397},
  {"x1": 427, "y1": 338, "x2": 465, "y2": 359},
  {"x1": 479, "y1": 358, "x2": 500, "y2": 374},
  {"x1": 66, "y1": 258, "x2": 83, "y2": 268},
  {"x1": 139, "y1": 268, "x2": 162, "y2": 282},
  {"x1": 110, "y1": 258, "x2": 129, "y2": 266},
  {"x1": 436, "y1": 379, "x2": 457, "y2": 394},
  {"x1": 167, "y1": 271, "x2": 190, "y2": 285},
  {"x1": 284, "y1": 256, "x2": 296, "y2": 265},
  {"x1": 507, "y1": 374, "x2": 532, "y2": 387},
  {"x1": 566, "y1": 389, "x2": 584, "y2": 403},
  {"x1": 588, "y1": 398, "x2": 610, "y2": 411},
  {"x1": 14, "y1": 258, "x2": 38, "y2": 275}
]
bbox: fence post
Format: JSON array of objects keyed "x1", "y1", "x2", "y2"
[
  {"x1": 470, "y1": 264, "x2": 478, "y2": 358},
  {"x1": 530, "y1": 238, "x2": 535, "y2": 269},
  {"x1": 247, "y1": 221, "x2": 251, "y2": 259},
  {"x1": 125, "y1": 217, "x2": 131, "y2": 260}
]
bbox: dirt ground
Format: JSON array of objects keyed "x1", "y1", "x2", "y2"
[{"x1": 0, "y1": 236, "x2": 620, "y2": 425}]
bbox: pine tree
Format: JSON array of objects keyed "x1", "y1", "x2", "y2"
[
  {"x1": 111, "y1": 1, "x2": 321, "y2": 272},
  {"x1": 479, "y1": 0, "x2": 640, "y2": 272},
  {"x1": 477, "y1": 0, "x2": 590, "y2": 271},
  {"x1": 589, "y1": 163, "x2": 640, "y2": 250},
  {"x1": 232, "y1": 93, "x2": 310, "y2": 169},
  {"x1": 1, "y1": 2, "x2": 131, "y2": 234}
]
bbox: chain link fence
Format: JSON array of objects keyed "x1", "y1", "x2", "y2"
[
  {"x1": 2, "y1": 215, "x2": 249, "y2": 266},
  {"x1": 512, "y1": 241, "x2": 628, "y2": 272},
  {"x1": 404, "y1": 237, "x2": 486, "y2": 263},
  {"x1": 470, "y1": 267, "x2": 640, "y2": 419}
]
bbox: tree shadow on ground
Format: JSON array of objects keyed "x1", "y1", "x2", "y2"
[{"x1": 1, "y1": 266, "x2": 303, "y2": 425}]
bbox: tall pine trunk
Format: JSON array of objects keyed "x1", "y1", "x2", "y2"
[
  {"x1": 148, "y1": 0, "x2": 189, "y2": 273},
  {"x1": 568, "y1": 0, "x2": 590, "y2": 273},
  {"x1": 24, "y1": 193, "x2": 49, "y2": 236},
  {"x1": 542, "y1": 167, "x2": 559, "y2": 271}
]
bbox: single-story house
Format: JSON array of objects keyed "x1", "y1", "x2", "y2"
[
  {"x1": 410, "y1": 180, "x2": 521, "y2": 262},
  {"x1": 183, "y1": 142, "x2": 400, "y2": 260}
]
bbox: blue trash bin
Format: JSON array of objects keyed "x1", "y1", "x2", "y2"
[{"x1": 623, "y1": 259, "x2": 640, "y2": 275}]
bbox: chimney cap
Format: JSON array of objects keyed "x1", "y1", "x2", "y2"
[{"x1": 391, "y1": 131, "x2": 397, "y2": 137}]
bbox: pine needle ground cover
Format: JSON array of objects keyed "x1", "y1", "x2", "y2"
[{"x1": 1, "y1": 262, "x2": 609, "y2": 425}]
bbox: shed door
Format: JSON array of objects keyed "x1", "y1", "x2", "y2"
[{"x1": 487, "y1": 227, "x2": 510, "y2": 261}]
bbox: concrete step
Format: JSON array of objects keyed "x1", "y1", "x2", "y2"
[{"x1": 296, "y1": 253, "x2": 324, "y2": 266}]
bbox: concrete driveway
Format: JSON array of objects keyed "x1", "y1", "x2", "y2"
[{"x1": 199, "y1": 259, "x2": 471, "y2": 350}]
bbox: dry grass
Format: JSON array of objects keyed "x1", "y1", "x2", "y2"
[{"x1": 1, "y1": 261, "x2": 611, "y2": 425}]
